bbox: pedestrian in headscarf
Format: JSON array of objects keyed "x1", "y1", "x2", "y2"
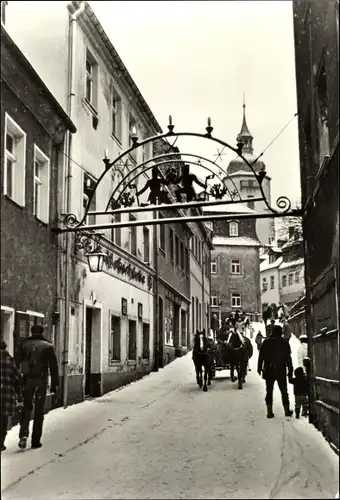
[{"x1": 1, "y1": 340, "x2": 23, "y2": 452}]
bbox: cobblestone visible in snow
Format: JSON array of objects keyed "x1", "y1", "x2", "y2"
[{"x1": 1, "y1": 340, "x2": 338, "y2": 500}]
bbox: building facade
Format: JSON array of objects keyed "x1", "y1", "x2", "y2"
[
  {"x1": 223, "y1": 103, "x2": 275, "y2": 246},
  {"x1": 152, "y1": 139, "x2": 213, "y2": 363},
  {"x1": 260, "y1": 236, "x2": 305, "y2": 310},
  {"x1": 293, "y1": 0, "x2": 339, "y2": 452},
  {"x1": 0, "y1": 25, "x2": 76, "y2": 412},
  {"x1": 5, "y1": 0, "x2": 162, "y2": 404},
  {"x1": 205, "y1": 203, "x2": 262, "y2": 324}
]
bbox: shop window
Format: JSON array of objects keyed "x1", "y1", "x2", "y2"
[
  {"x1": 128, "y1": 320, "x2": 137, "y2": 360},
  {"x1": 181, "y1": 310, "x2": 187, "y2": 346},
  {"x1": 110, "y1": 315, "x2": 121, "y2": 361},
  {"x1": 142, "y1": 323, "x2": 150, "y2": 359}
]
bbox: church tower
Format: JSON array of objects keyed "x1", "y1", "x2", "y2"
[{"x1": 223, "y1": 100, "x2": 275, "y2": 245}]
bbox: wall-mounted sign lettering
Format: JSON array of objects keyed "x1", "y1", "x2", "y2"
[
  {"x1": 122, "y1": 298, "x2": 128, "y2": 316},
  {"x1": 104, "y1": 252, "x2": 146, "y2": 285},
  {"x1": 138, "y1": 303, "x2": 143, "y2": 319}
]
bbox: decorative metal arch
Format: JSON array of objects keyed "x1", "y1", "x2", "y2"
[{"x1": 58, "y1": 116, "x2": 301, "y2": 235}]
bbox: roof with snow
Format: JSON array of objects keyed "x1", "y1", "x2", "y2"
[
  {"x1": 279, "y1": 258, "x2": 304, "y2": 270},
  {"x1": 213, "y1": 236, "x2": 262, "y2": 247},
  {"x1": 260, "y1": 256, "x2": 283, "y2": 271},
  {"x1": 202, "y1": 200, "x2": 258, "y2": 215}
]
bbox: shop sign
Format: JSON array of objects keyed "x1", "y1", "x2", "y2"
[
  {"x1": 104, "y1": 252, "x2": 146, "y2": 285},
  {"x1": 122, "y1": 298, "x2": 128, "y2": 316}
]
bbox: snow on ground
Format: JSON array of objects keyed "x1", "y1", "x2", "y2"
[{"x1": 1, "y1": 339, "x2": 338, "y2": 500}]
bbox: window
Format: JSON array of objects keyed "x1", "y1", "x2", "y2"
[
  {"x1": 33, "y1": 145, "x2": 50, "y2": 223},
  {"x1": 180, "y1": 242, "x2": 184, "y2": 270},
  {"x1": 110, "y1": 315, "x2": 121, "y2": 361},
  {"x1": 231, "y1": 259, "x2": 241, "y2": 274},
  {"x1": 269, "y1": 253, "x2": 276, "y2": 264},
  {"x1": 270, "y1": 276, "x2": 275, "y2": 289},
  {"x1": 288, "y1": 273, "x2": 294, "y2": 286},
  {"x1": 282, "y1": 275, "x2": 287, "y2": 287},
  {"x1": 175, "y1": 235, "x2": 179, "y2": 266},
  {"x1": 262, "y1": 278, "x2": 268, "y2": 292},
  {"x1": 129, "y1": 115, "x2": 137, "y2": 162},
  {"x1": 169, "y1": 228, "x2": 174, "y2": 261},
  {"x1": 85, "y1": 49, "x2": 98, "y2": 110},
  {"x1": 4, "y1": 114, "x2": 26, "y2": 206},
  {"x1": 142, "y1": 323, "x2": 150, "y2": 360},
  {"x1": 211, "y1": 259, "x2": 217, "y2": 274},
  {"x1": 111, "y1": 212, "x2": 121, "y2": 246},
  {"x1": 229, "y1": 222, "x2": 239, "y2": 237},
  {"x1": 181, "y1": 310, "x2": 187, "y2": 346},
  {"x1": 143, "y1": 227, "x2": 150, "y2": 264},
  {"x1": 128, "y1": 320, "x2": 137, "y2": 360},
  {"x1": 231, "y1": 293, "x2": 241, "y2": 308},
  {"x1": 185, "y1": 248, "x2": 189, "y2": 274},
  {"x1": 211, "y1": 296, "x2": 218, "y2": 307},
  {"x1": 295, "y1": 270, "x2": 300, "y2": 284},
  {"x1": 83, "y1": 172, "x2": 96, "y2": 225},
  {"x1": 159, "y1": 214, "x2": 165, "y2": 252},
  {"x1": 111, "y1": 86, "x2": 122, "y2": 140},
  {"x1": 129, "y1": 214, "x2": 137, "y2": 256}
]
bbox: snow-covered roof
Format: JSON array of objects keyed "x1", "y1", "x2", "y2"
[
  {"x1": 202, "y1": 201, "x2": 257, "y2": 214},
  {"x1": 281, "y1": 236, "x2": 303, "y2": 250},
  {"x1": 260, "y1": 256, "x2": 283, "y2": 271},
  {"x1": 269, "y1": 246, "x2": 283, "y2": 254},
  {"x1": 226, "y1": 171, "x2": 272, "y2": 181},
  {"x1": 279, "y1": 258, "x2": 304, "y2": 270},
  {"x1": 213, "y1": 236, "x2": 262, "y2": 247}
]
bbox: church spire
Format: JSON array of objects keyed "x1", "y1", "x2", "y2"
[{"x1": 237, "y1": 94, "x2": 253, "y2": 154}]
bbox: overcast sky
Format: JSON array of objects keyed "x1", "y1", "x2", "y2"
[{"x1": 89, "y1": 0, "x2": 301, "y2": 206}]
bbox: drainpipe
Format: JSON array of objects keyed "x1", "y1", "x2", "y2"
[{"x1": 63, "y1": 0, "x2": 85, "y2": 409}]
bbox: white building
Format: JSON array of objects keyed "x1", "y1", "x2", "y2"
[
  {"x1": 260, "y1": 238, "x2": 305, "y2": 311},
  {"x1": 5, "y1": 0, "x2": 162, "y2": 403}
]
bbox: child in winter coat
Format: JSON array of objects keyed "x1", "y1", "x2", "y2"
[{"x1": 289, "y1": 366, "x2": 309, "y2": 418}]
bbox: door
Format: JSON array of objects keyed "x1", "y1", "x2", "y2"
[{"x1": 85, "y1": 307, "x2": 93, "y2": 397}]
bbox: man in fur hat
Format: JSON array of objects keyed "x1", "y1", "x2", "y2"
[
  {"x1": 257, "y1": 324, "x2": 294, "y2": 418},
  {"x1": 18, "y1": 324, "x2": 59, "y2": 450}
]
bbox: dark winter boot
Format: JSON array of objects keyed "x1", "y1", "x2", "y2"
[
  {"x1": 284, "y1": 406, "x2": 293, "y2": 417},
  {"x1": 267, "y1": 405, "x2": 275, "y2": 418},
  {"x1": 295, "y1": 409, "x2": 300, "y2": 419}
]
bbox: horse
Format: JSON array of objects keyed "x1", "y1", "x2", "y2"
[
  {"x1": 192, "y1": 331, "x2": 213, "y2": 392},
  {"x1": 227, "y1": 331, "x2": 248, "y2": 390}
]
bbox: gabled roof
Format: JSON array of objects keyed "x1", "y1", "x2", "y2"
[
  {"x1": 260, "y1": 256, "x2": 283, "y2": 271},
  {"x1": 279, "y1": 258, "x2": 304, "y2": 270},
  {"x1": 213, "y1": 236, "x2": 262, "y2": 247},
  {"x1": 202, "y1": 200, "x2": 257, "y2": 215}
]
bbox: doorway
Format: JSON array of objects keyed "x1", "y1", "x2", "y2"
[
  {"x1": 158, "y1": 297, "x2": 164, "y2": 367},
  {"x1": 85, "y1": 307, "x2": 93, "y2": 397}
]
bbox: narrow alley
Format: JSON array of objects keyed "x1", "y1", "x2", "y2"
[{"x1": 1, "y1": 339, "x2": 338, "y2": 500}]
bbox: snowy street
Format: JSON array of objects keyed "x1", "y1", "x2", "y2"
[{"x1": 1, "y1": 337, "x2": 339, "y2": 500}]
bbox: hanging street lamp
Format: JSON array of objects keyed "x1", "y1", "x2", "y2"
[{"x1": 86, "y1": 247, "x2": 106, "y2": 272}]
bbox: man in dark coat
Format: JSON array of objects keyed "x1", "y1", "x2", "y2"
[
  {"x1": 0, "y1": 340, "x2": 23, "y2": 451},
  {"x1": 18, "y1": 325, "x2": 59, "y2": 449},
  {"x1": 257, "y1": 324, "x2": 294, "y2": 419}
]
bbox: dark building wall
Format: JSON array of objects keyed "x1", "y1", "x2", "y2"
[
  {"x1": 213, "y1": 218, "x2": 258, "y2": 240},
  {"x1": 0, "y1": 29, "x2": 72, "y2": 339},
  {"x1": 293, "y1": 0, "x2": 339, "y2": 452}
]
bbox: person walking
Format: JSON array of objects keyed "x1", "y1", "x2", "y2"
[
  {"x1": 297, "y1": 334, "x2": 308, "y2": 368},
  {"x1": 1, "y1": 340, "x2": 23, "y2": 452},
  {"x1": 18, "y1": 324, "x2": 59, "y2": 450},
  {"x1": 289, "y1": 366, "x2": 309, "y2": 418},
  {"x1": 257, "y1": 324, "x2": 294, "y2": 419},
  {"x1": 255, "y1": 330, "x2": 264, "y2": 351},
  {"x1": 282, "y1": 319, "x2": 292, "y2": 343}
]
